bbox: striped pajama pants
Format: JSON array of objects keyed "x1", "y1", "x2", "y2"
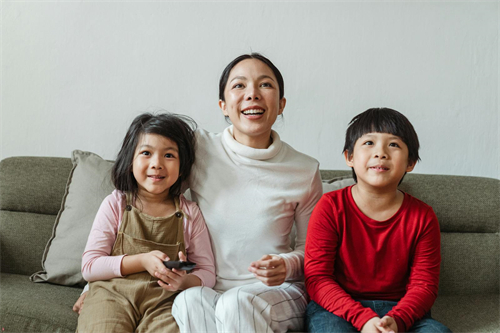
[{"x1": 172, "y1": 281, "x2": 308, "y2": 333}]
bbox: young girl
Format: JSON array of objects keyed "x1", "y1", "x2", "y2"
[{"x1": 76, "y1": 113, "x2": 216, "y2": 333}]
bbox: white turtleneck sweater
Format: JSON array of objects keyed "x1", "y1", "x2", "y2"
[{"x1": 189, "y1": 126, "x2": 322, "y2": 292}]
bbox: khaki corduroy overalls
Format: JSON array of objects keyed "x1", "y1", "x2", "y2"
[{"x1": 77, "y1": 194, "x2": 184, "y2": 333}]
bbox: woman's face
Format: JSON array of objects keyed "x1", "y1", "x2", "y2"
[{"x1": 219, "y1": 59, "x2": 286, "y2": 149}]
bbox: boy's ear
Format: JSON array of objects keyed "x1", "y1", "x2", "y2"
[
  {"x1": 344, "y1": 150, "x2": 354, "y2": 167},
  {"x1": 406, "y1": 160, "x2": 416, "y2": 172}
]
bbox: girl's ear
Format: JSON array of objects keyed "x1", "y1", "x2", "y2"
[{"x1": 344, "y1": 150, "x2": 354, "y2": 167}]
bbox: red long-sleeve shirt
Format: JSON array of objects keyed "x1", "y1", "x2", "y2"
[{"x1": 305, "y1": 186, "x2": 441, "y2": 332}]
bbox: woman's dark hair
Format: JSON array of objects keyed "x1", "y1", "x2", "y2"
[
  {"x1": 343, "y1": 107, "x2": 420, "y2": 183},
  {"x1": 218, "y1": 53, "x2": 285, "y2": 102},
  {"x1": 112, "y1": 112, "x2": 197, "y2": 200}
]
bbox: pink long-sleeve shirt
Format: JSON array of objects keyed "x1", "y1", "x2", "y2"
[{"x1": 81, "y1": 190, "x2": 216, "y2": 288}]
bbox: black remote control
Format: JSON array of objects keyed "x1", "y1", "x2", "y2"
[{"x1": 163, "y1": 260, "x2": 196, "y2": 271}]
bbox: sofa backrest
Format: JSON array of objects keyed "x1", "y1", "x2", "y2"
[
  {"x1": 0, "y1": 157, "x2": 498, "y2": 296},
  {"x1": 0, "y1": 157, "x2": 73, "y2": 275}
]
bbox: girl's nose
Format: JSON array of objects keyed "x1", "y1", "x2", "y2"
[{"x1": 151, "y1": 157, "x2": 163, "y2": 169}]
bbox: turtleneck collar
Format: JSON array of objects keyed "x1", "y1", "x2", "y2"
[{"x1": 222, "y1": 126, "x2": 282, "y2": 161}]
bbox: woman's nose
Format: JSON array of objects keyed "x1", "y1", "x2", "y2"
[{"x1": 245, "y1": 86, "x2": 260, "y2": 100}]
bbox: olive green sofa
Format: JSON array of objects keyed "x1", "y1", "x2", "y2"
[{"x1": 0, "y1": 156, "x2": 498, "y2": 332}]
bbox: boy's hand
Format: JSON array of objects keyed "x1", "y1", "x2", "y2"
[
  {"x1": 248, "y1": 254, "x2": 287, "y2": 286},
  {"x1": 376, "y1": 316, "x2": 398, "y2": 333},
  {"x1": 361, "y1": 317, "x2": 383, "y2": 333},
  {"x1": 156, "y1": 251, "x2": 189, "y2": 291},
  {"x1": 141, "y1": 250, "x2": 169, "y2": 278}
]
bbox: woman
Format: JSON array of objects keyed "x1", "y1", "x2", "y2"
[
  {"x1": 171, "y1": 53, "x2": 322, "y2": 332},
  {"x1": 74, "y1": 53, "x2": 322, "y2": 332}
]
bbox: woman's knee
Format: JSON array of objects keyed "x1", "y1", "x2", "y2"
[{"x1": 173, "y1": 286, "x2": 206, "y2": 316}]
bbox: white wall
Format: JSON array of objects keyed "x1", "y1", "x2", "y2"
[{"x1": 2, "y1": 1, "x2": 499, "y2": 179}]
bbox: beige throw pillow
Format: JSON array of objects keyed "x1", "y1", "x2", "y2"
[
  {"x1": 322, "y1": 176, "x2": 355, "y2": 193},
  {"x1": 30, "y1": 150, "x2": 114, "y2": 286}
]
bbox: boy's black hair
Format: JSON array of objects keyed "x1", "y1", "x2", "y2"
[
  {"x1": 219, "y1": 52, "x2": 285, "y2": 102},
  {"x1": 343, "y1": 107, "x2": 420, "y2": 183},
  {"x1": 112, "y1": 112, "x2": 197, "y2": 200}
]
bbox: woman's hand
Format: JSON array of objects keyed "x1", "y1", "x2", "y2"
[
  {"x1": 156, "y1": 251, "x2": 201, "y2": 291},
  {"x1": 72, "y1": 292, "x2": 87, "y2": 314},
  {"x1": 248, "y1": 254, "x2": 287, "y2": 286}
]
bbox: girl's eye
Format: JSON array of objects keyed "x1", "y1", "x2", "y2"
[
  {"x1": 165, "y1": 153, "x2": 174, "y2": 158},
  {"x1": 389, "y1": 142, "x2": 400, "y2": 148},
  {"x1": 141, "y1": 151, "x2": 150, "y2": 156},
  {"x1": 363, "y1": 141, "x2": 373, "y2": 146}
]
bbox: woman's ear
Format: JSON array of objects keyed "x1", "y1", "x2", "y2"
[
  {"x1": 219, "y1": 100, "x2": 228, "y2": 116},
  {"x1": 278, "y1": 97, "x2": 286, "y2": 115},
  {"x1": 344, "y1": 150, "x2": 354, "y2": 167}
]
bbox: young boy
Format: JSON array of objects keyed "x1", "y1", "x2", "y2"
[{"x1": 304, "y1": 108, "x2": 452, "y2": 333}]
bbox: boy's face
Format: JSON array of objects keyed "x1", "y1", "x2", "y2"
[{"x1": 345, "y1": 132, "x2": 415, "y2": 190}]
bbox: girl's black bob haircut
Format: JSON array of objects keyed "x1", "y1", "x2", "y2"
[
  {"x1": 343, "y1": 107, "x2": 420, "y2": 183},
  {"x1": 218, "y1": 52, "x2": 285, "y2": 102},
  {"x1": 112, "y1": 112, "x2": 197, "y2": 200}
]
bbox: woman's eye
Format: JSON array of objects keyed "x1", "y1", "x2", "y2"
[
  {"x1": 260, "y1": 82, "x2": 272, "y2": 88},
  {"x1": 232, "y1": 83, "x2": 244, "y2": 89}
]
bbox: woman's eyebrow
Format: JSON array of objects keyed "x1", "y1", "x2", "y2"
[{"x1": 230, "y1": 75, "x2": 276, "y2": 82}]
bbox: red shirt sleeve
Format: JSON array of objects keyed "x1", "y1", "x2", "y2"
[
  {"x1": 386, "y1": 208, "x2": 441, "y2": 332},
  {"x1": 305, "y1": 193, "x2": 378, "y2": 331}
]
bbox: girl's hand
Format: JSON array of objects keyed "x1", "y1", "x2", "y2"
[
  {"x1": 141, "y1": 250, "x2": 169, "y2": 278},
  {"x1": 72, "y1": 292, "x2": 87, "y2": 314},
  {"x1": 156, "y1": 251, "x2": 192, "y2": 291},
  {"x1": 248, "y1": 254, "x2": 287, "y2": 286}
]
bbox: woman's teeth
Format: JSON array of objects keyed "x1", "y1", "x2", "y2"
[{"x1": 242, "y1": 109, "x2": 264, "y2": 115}]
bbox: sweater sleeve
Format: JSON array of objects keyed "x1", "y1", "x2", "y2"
[
  {"x1": 278, "y1": 166, "x2": 323, "y2": 281},
  {"x1": 181, "y1": 196, "x2": 216, "y2": 288},
  {"x1": 81, "y1": 191, "x2": 126, "y2": 281},
  {"x1": 304, "y1": 194, "x2": 378, "y2": 331},
  {"x1": 386, "y1": 208, "x2": 441, "y2": 332}
]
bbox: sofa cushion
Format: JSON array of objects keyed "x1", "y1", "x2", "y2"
[
  {"x1": 31, "y1": 150, "x2": 114, "y2": 287},
  {"x1": 0, "y1": 273, "x2": 80, "y2": 332},
  {"x1": 432, "y1": 294, "x2": 499, "y2": 333},
  {"x1": 0, "y1": 211, "x2": 55, "y2": 275},
  {"x1": 0, "y1": 157, "x2": 72, "y2": 215}
]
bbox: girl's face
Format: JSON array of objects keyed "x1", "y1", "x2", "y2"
[
  {"x1": 132, "y1": 133, "x2": 180, "y2": 200},
  {"x1": 219, "y1": 59, "x2": 286, "y2": 149}
]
